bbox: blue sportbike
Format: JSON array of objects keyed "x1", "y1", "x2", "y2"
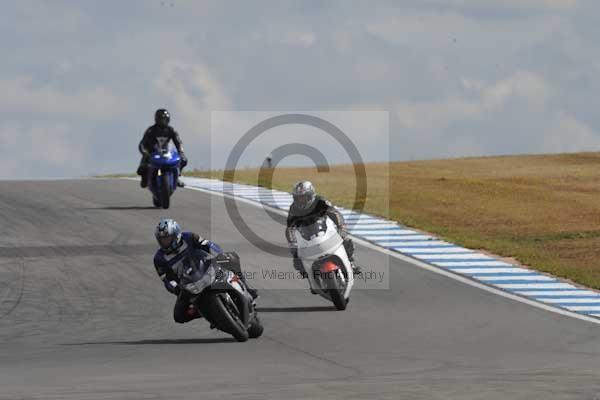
[{"x1": 147, "y1": 147, "x2": 181, "y2": 209}]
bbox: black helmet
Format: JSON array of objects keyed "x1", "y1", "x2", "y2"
[{"x1": 155, "y1": 109, "x2": 170, "y2": 127}]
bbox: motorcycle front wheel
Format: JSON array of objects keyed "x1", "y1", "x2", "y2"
[
  {"x1": 326, "y1": 270, "x2": 348, "y2": 311},
  {"x1": 247, "y1": 314, "x2": 264, "y2": 339},
  {"x1": 160, "y1": 173, "x2": 171, "y2": 209},
  {"x1": 208, "y1": 294, "x2": 249, "y2": 342}
]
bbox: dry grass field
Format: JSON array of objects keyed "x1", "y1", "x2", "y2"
[{"x1": 189, "y1": 152, "x2": 600, "y2": 289}]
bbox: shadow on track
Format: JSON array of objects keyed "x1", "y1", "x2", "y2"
[
  {"x1": 63, "y1": 338, "x2": 236, "y2": 346},
  {"x1": 79, "y1": 206, "x2": 157, "y2": 210},
  {"x1": 257, "y1": 306, "x2": 334, "y2": 313}
]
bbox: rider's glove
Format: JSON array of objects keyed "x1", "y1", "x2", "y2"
[
  {"x1": 179, "y1": 153, "x2": 188, "y2": 168},
  {"x1": 163, "y1": 279, "x2": 180, "y2": 295}
]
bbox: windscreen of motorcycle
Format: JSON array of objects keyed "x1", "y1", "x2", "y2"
[
  {"x1": 178, "y1": 249, "x2": 212, "y2": 284},
  {"x1": 151, "y1": 146, "x2": 179, "y2": 164},
  {"x1": 296, "y1": 217, "x2": 328, "y2": 241},
  {"x1": 295, "y1": 217, "x2": 343, "y2": 259},
  {"x1": 183, "y1": 263, "x2": 216, "y2": 294},
  {"x1": 180, "y1": 250, "x2": 218, "y2": 294}
]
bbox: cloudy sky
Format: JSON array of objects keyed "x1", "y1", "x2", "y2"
[{"x1": 1, "y1": 0, "x2": 599, "y2": 178}]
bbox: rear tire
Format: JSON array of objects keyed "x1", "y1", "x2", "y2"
[
  {"x1": 160, "y1": 173, "x2": 171, "y2": 209},
  {"x1": 208, "y1": 294, "x2": 249, "y2": 342},
  {"x1": 327, "y1": 271, "x2": 347, "y2": 311},
  {"x1": 247, "y1": 315, "x2": 264, "y2": 339}
]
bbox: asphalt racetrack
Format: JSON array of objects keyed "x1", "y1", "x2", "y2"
[{"x1": 1, "y1": 179, "x2": 600, "y2": 399}]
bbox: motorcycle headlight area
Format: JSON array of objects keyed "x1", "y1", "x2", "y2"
[{"x1": 183, "y1": 265, "x2": 216, "y2": 294}]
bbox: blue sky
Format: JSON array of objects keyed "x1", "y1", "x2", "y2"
[{"x1": 1, "y1": 0, "x2": 599, "y2": 178}]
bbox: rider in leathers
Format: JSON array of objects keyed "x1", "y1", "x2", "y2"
[
  {"x1": 137, "y1": 109, "x2": 188, "y2": 188},
  {"x1": 153, "y1": 218, "x2": 257, "y2": 323},
  {"x1": 285, "y1": 181, "x2": 361, "y2": 277}
]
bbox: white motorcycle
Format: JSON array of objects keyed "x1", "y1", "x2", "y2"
[{"x1": 292, "y1": 216, "x2": 354, "y2": 310}]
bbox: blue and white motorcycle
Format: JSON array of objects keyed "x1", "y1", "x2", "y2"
[{"x1": 147, "y1": 147, "x2": 181, "y2": 209}]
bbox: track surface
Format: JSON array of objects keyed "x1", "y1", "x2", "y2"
[{"x1": 1, "y1": 179, "x2": 600, "y2": 399}]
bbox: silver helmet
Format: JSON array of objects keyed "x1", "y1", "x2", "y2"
[{"x1": 292, "y1": 181, "x2": 316, "y2": 210}]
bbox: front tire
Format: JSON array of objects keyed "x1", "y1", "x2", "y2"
[
  {"x1": 208, "y1": 294, "x2": 249, "y2": 342},
  {"x1": 160, "y1": 173, "x2": 171, "y2": 209},
  {"x1": 327, "y1": 271, "x2": 347, "y2": 311},
  {"x1": 247, "y1": 314, "x2": 264, "y2": 339}
]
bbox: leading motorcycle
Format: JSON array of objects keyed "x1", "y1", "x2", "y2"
[{"x1": 147, "y1": 146, "x2": 180, "y2": 209}]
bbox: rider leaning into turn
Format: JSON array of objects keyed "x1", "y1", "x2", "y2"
[
  {"x1": 285, "y1": 181, "x2": 361, "y2": 277},
  {"x1": 137, "y1": 109, "x2": 188, "y2": 188},
  {"x1": 153, "y1": 218, "x2": 257, "y2": 324}
]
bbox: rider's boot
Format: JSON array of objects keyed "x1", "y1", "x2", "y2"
[
  {"x1": 350, "y1": 258, "x2": 362, "y2": 275},
  {"x1": 293, "y1": 257, "x2": 308, "y2": 279},
  {"x1": 137, "y1": 166, "x2": 148, "y2": 188},
  {"x1": 343, "y1": 237, "x2": 361, "y2": 275},
  {"x1": 247, "y1": 287, "x2": 259, "y2": 301},
  {"x1": 186, "y1": 304, "x2": 201, "y2": 320},
  {"x1": 176, "y1": 169, "x2": 185, "y2": 187}
]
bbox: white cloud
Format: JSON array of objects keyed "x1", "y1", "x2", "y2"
[
  {"x1": 482, "y1": 71, "x2": 552, "y2": 109},
  {"x1": 155, "y1": 61, "x2": 230, "y2": 114},
  {"x1": 276, "y1": 29, "x2": 317, "y2": 47},
  {"x1": 513, "y1": 0, "x2": 578, "y2": 8},
  {"x1": 153, "y1": 61, "x2": 232, "y2": 168},
  {"x1": 393, "y1": 70, "x2": 600, "y2": 158},
  {"x1": 0, "y1": 121, "x2": 88, "y2": 179},
  {"x1": 241, "y1": 24, "x2": 317, "y2": 52},
  {"x1": 0, "y1": 76, "x2": 127, "y2": 120},
  {"x1": 470, "y1": 0, "x2": 578, "y2": 10},
  {"x1": 541, "y1": 112, "x2": 600, "y2": 153},
  {"x1": 419, "y1": 0, "x2": 579, "y2": 13},
  {"x1": 396, "y1": 71, "x2": 552, "y2": 130}
]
